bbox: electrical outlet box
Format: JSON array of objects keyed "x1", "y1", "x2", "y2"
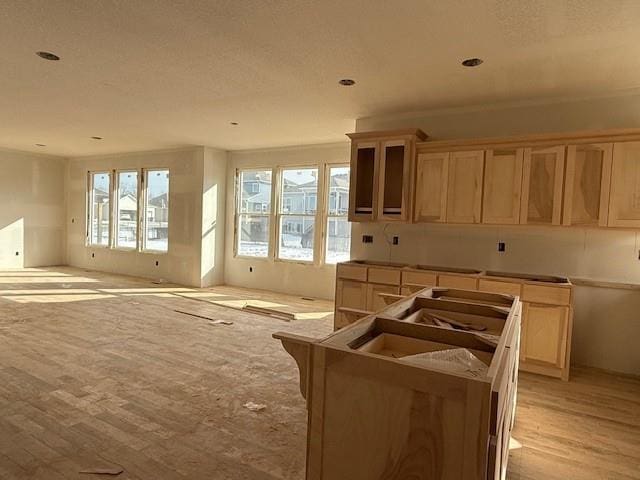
[
  {"x1": 498, "y1": 242, "x2": 506, "y2": 253},
  {"x1": 392, "y1": 236, "x2": 399, "y2": 245},
  {"x1": 362, "y1": 235, "x2": 373, "y2": 244}
]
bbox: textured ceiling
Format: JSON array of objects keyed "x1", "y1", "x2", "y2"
[{"x1": 1, "y1": 0, "x2": 640, "y2": 156}]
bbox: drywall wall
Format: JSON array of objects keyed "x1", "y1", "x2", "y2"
[
  {"x1": 66, "y1": 147, "x2": 227, "y2": 287},
  {"x1": 353, "y1": 95, "x2": 640, "y2": 375},
  {"x1": 0, "y1": 148, "x2": 66, "y2": 268},
  {"x1": 201, "y1": 147, "x2": 228, "y2": 287},
  {"x1": 224, "y1": 142, "x2": 351, "y2": 299}
]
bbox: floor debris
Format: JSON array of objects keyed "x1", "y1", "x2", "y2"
[
  {"x1": 79, "y1": 467, "x2": 124, "y2": 476},
  {"x1": 243, "y1": 401, "x2": 267, "y2": 412},
  {"x1": 209, "y1": 319, "x2": 233, "y2": 326}
]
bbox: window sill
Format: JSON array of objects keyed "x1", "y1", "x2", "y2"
[
  {"x1": 140, "y1": 249, "x2": 169, "y2": 255},
  {"x1": 234, "y1": 254, "x2": 271, "y2": 261}
]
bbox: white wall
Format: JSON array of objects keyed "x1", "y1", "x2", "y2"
[
  {"x1": 0, "y1": 148, "x2": 66, "y2": 268},
  {"x1": 354, "y1": 94, "x2": 640, "y2": 375},
  {"x1": 224, "y1": 142, "x2": 351, "y2": 300},
  {"x1": 201, "y1": 147, "x2": 228, "y2": 287},
  {"x1": 66, "y1": 147, "x2": 227, "y2": 287}
]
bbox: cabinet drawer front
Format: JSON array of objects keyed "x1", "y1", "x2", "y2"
[
  {"x1": 402, "y1": 270, "x2": 437, "y2": 286},
  {"x1": 478, "y1": 279, "x2": 522, "y2": 297},
  {"x1": 522, "y1": 284, "x2": 571, "y2": 305},
  {"x1": 437, "y1": 274, "x2": 478, "y2": 290},
  {"x1": 368, "y1": 267, "x2": 401, "y2": 285},
  {"x1": 336, "y1": 264, "x2": 367, "y2": 282}
]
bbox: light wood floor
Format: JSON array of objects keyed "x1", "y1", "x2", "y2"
[{"x1": 0, "y1": 267, "x2": 638, "y2": 479}]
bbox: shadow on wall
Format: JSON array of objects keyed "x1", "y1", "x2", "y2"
[{"x1": 0, "y1": 218, "x2": 24, "y2": 268}]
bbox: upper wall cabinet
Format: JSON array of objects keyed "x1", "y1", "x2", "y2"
[
  {"x1": 347, "y1": 129, "x2": 428, "y2": 223},
  {"x1": 608, "y1": 141, "x2": 640, "y2": 228},
  {"x1": 349, "y1": 140, "x2": 379, "y2": 222},
  {"x1": 482, "y1": 148, "x2": 524, "y2": 225},
  {"x1": 520, "y1": 146, "x2": 565, "y2": 225},
  {"x1": 563, "y1": 143, "x2": 613, "y2": 227},
  {"x1": 446, "y1": 150, "x2": 485, "y2": 224},
  {"x1": 378, "y1": 139, "x2": 412, "y2": 221},
  {"x1": 414, "y1": 152, "x2": 449, "y2": 223}
]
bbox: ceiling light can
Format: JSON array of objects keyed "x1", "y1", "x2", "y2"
[
  {"x1": 462, "y1": 58, "x2": 483, "y2": 67},
  {"x1": 339, "y1": 79, "x2": 356, "y2": 86},
  {"x1": 36, "y1": 51, "x2": 60, "y2": 61}
]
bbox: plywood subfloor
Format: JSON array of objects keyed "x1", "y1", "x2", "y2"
[{"x1": 0, "y1": 267, "x2": 638, "y2": 480}]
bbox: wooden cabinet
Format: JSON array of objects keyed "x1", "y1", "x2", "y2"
[
  {"x1": 349, "y1": 140, "x2": 379, "y2": 222},
  {"x1": 446, "y1": 150, "x2": 485, "y2": 223},
  {"x1": 521, "y1": 303, "x2": 569, "y2": 370},
  {"x1": 366, "y1": 283, "x2": 399, "y2": 312},
  {"x1": 347, "y1": 129, "x2": 427, "y2": 223},
  {"x1": 378, "y1": 139, "x2": 412, "y2": 221},
  {"x1": 608, "y1": 141, "x2": 640, "y2": 228},
  {"x1": 520, "y1": 146, "x2": 565, "y2": 225},
  {"x1": 563, "y1": 143, "x2": 613, "y2": 226},
  {"x1": 334, "y1": 279, "x2": 368, "y2": 329},
  {"x1": 482, "y1": 148, "x2": 524, "y2": 224},
  {"x1": 438, "y1": 273, "x2": 478, "y2": 290},
  {"x1": 413, "y1": 152, "x2": 449, "y2": 222}
]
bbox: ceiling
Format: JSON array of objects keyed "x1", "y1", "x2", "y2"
[{"x1": 2, "y1": 0, "x2": 640, "y2": 157}]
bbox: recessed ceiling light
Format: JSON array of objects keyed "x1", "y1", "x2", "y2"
[
  {"x1": 339, "y1": 79, "x2": 356, "y2": 86},
  {"x1": 36, "y1": 51, "x2": 60, "y2": 61},
  {"x1": 35, "y1": 143, "x2": 46, "y2": 147},
  {"x1": 462, "y1": 58, "x2": 483, "y2": 67},
  {"x1": 230, "y1": 122, "x2": 239, "y2": 126},
  {"x1": 91, "y1": 136, "x2": 103, "y2": 140}
]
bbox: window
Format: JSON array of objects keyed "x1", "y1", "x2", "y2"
[
  {"x1": 115, "y1": 171, "x2": 138, "y2": 249},
  {"x1": 325, "y1": 166, "x2": 351, "y2": 263},
  {"x1": 143, "y1": 169, "x2": 170, "y2": 252},
  {"x1": 88, "y1": 172, "x2": 111, "y2": 246},
  {"x1": 278, "y1": 167, "x2": 318, "y2": 262},
  {"x1": 237, "y1": 169, "x2": 272, "y2": 257}
]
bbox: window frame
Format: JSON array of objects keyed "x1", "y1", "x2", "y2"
[
  {"x1": 87, "y1": 170, "x2": 113, "y2": 248},
  {"x1": 141, "y1": 168, "x2": 171, "y2": 254},
  {"x1": 113, "y1": 169, "x2": 141, "y2": 251},
  {"x1": 275, "y1": 165, "x2": 323, "y2": 265},
  {"x1": 234, "y1": 167, "x2": 276, "y2": 260},
  {"x1": 323, "y1": 163, "x2": 351, "y2": 265}
]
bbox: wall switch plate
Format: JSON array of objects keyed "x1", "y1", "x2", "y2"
[
  {"x1": 498, "y1": 242, "x2": 506, "y2": 253},
  {"x1": 362, "y1": 235, "x2": 373, "y2": 244},
  {"x1": 249, "y1": 266, "x2": 253, "y2": 273},
  {"x1": 91, "y1": 252, "x2": 95, "y2": 258},
  {"x1": 155, "y1": 260, "x2": 159, "y2": 266},
  {"x1": 392, "y1": 236, "x2": 399, "y2": 245}
]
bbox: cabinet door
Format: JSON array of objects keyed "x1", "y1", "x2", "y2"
[
  {"x1": 378, "y1": 139, "x2": 412, "y2": 221},
  {"x1": 414, "y1": 152, "x2": 449, "y2": 222},
  {"x1": 608, "y1": 141, "x2": 640, "y2": 228},
  {"x1": 335, "y1": 279, "x2": 367, "y2": 310},
  {"x1": 520, "y1": 146, "x2": 565, "y2": 225},
  {"x1": 349, "y1": 141, "x2": 379, "y2": 222},
  {"x1": 521, "y1": 303, "x2": 569, "y2": 369},
  {"x1": 563, "y1": 143, "x2": 613, "y2": 226},
  {"x1": 482, "y1": 148, "x2": 524, "y2": 225},
  {"x1": 446, "y1": 150, "x2": 484, "y2": 223},
  {"x1": 366, "y1": 283, "x2": 400, "y2": 312}
]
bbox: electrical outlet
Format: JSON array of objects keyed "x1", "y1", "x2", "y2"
[
  {"x1": 362, "y1": 235, "x2": 373, "y2": 244},
  {"x1": 91, "y1": 252, "x2": 95, "y2": 258},
  {"x1": 392, "y1": 236, "x2": 399, "y2": 245},
  {"x1": 249, "y1": 266, "x2": 253, "y2": 273},
  {"x1": 15, "y1": 252, "x2": 19, "y2": 256},
  {"x1": 155, "y1": 260, "x2": 159, "y2": 266},
  {"x1": 498, "y1": 242, "x2": 506, "y2": 253}
]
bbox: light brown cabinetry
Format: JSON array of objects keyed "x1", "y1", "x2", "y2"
[
  {"x1": 520, "y1": 146, "x2": 565, "y2": 225},
  {"x1": 563, "y1": 143, "x2": 613, "y2": 226},
  {"x1": 446, "y1": 150, "x2": 485, "y2": 223},
  {"x1": 521, "y1": 303, "x2": 569, "y2": 371},
  {"x1": 482, "y1": 148, "x2": 524, "y2": 225},
  {"x1": 276, "y1": 289, "x2": 521, "y2": 480},
  {"x1": 608, "y1": 141, "x2": 640, "y2": 228},
  {"x1": 347, "y1": 129, "x2": 427, "y2": 223},
  {"x1": 413, "y1": 152, "x2": 449, "y2": 222},
  {"x1": 335, "y1": 262, "x2": 574, "y2": 381}
]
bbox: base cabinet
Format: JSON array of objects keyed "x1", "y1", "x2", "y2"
[{"x1": 520, "y1": 303, "x2": 569, "y2": 373}]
